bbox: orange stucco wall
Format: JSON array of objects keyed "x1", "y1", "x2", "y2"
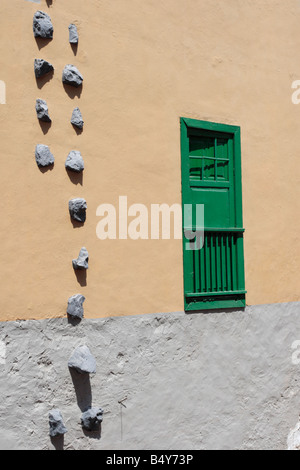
[{"x1": 0, "y1": 0, "x2": 299, "y2": 321}]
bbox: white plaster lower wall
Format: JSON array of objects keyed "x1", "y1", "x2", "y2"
[{"x1": 0, "y1": 302, "x2": 300, "y2": 450}]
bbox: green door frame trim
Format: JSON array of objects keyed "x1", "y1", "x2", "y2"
[{"x1": 180, "y1": 117, "x2": 246, "y2": 312}]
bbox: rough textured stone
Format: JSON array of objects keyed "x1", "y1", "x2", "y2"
[
  {"x1": 33, "y1": 11, "x2": 53, "y2": 39},
  {"x1": 67, "y1": 294, "x2": 86, "y2": 320},
  {"x1": 49, "y1": 410, "x2": 67, "y2": 438},
  {"x1": 34, "y1": 59, "x2": 54, "y2": 79},
  {"x1": 68, "y1": 345, "x2": 96, "y2": 374},
  {"x1": 71, "y1": 108, "x2": 84, "y2": 130},
  {"x1": 81, "y1": 408, "x2": 104, "y2": 432},
  {"x1": 73, "y1": 248, "x2": 89, "y2": 271},
  {"x1": 35, "y1": 144, "x2": 54, "y2": 168},
  {"x1": 1, "y1": 302, "x2": 300, "y2": 450},
  {"x1": 62, "y1": 65, "x2": 83, "y2": 88},
  {"x1": 65, "y1": 151, "x2": 84, "y2": 173},
  {"x1": 69, "y1": 198, "x2": 87, "y2": 223},
  {"x1": 69, "y1": 24, "x2": 79, "y2": 44},
  {"x1": 35, "y1": 99, "x2": 51, "y2": 123}
]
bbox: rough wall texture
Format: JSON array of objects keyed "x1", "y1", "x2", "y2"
[{"x1": 0, "y1": 302, "x2": 300, "y2": 450}]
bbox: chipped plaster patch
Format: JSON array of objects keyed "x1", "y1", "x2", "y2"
[
  {"x1": 0, "y1": 340, "x2": 6, "y2": 365},
  {"x1": 287, "y1": 419, "x2": 300, "y2": 450}
]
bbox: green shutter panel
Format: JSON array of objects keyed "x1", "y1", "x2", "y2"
[{"x1": 181, "y1": 118, "x2": 246, "y2": 311}]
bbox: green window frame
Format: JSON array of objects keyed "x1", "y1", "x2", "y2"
[{"x1": 180, "y1": 117, "x2": 246, "y2": 311}]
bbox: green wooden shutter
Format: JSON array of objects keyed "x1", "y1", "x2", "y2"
[{"x1": 181, "y1": 118, "x2": 246, "y2": 311}]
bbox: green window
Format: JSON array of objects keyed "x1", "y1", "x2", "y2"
[{"x1": 180, "y1": 118, "x2": 246, "y2": 311}]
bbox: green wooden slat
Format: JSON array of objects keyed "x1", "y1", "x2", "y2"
[
  {"x1": 226, "y1": 234, "x2": 231, "y2": 292},
  {"x1": 184, "y1": 240, "x2": 194, "y2": 294},
  {"x1": 194, "y1": 246, "x2": 200, "y2": 293},
  {"x1": 231, "y1": 234, "x2": 237, "y2": 291},
  {"x1": 183, "y1": 118, "x2": 240, "y2": 135},
  {"x1": 216, "y1": 234, "x2": 221, "y2": 292},
  {"x1": 236, "y1": 235, "x2": 246, "y2": 291},
  {"x1": 221, "y1": 234, "x2": 226, "y2": 291},
  {"x1": 185, "y1": 227, "x2": 244, "y2": 232},
  {"x1": 189, "y1": 180, "x2": 230, "y2": 189},
  {"x1": 205, "y1": 235, "x2": 210, "y2": 292},
  {"x1": 204, "y1": 227, "x2": 245, "y2": 232},
  {"x1": 186, "y1": 290, "x2": 247, "y2": 298},
  {"x1": 189, "y1": 156, "x2": 229, "y2": 161},
  {"x1": 211, "y1": 234, "x2": 216, "y2": 292},
  {"x1": 185, "y1": 297, "x2": 246, "y2": 312},
  {"x1": 214, "y1": 138, "x2": 217, "y2": 182},
  {"x1": 199, "y1": 236, "x2": 205, "y2": 293}
]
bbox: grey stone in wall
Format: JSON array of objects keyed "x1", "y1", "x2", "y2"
[
  {"x1": 65, "y1": 151, "x2": 84, "y2": 173},
  {"x1": 81, "y1": 408, "x2": 104, "y2": 432},
  {"x1": 35, "y1": 99, "x2": 51, "y2": 123},
  {"x1": 71, "y1": 108, "x2": 84, "y2": 130},
  {"x1": 33, "y1": 11, "x2": 53, "y2": 39},
  {"x1": 34, "y1": 59, "x2": 54, "y2": 79},
  {"x1": 69, "y1": 198, "x2": 87, "y2": 223},
  {"x1": 67, "y1": 294, "x2": 86, "y2": 320},
  {"x1": 35, "y1": 144, "x2": 54, "y2": 168},
  {"x1": 49, "y1": 410, "x2": 67, "y2": 438},
  {"x1": 62, "y1": 65, "x2": 83, "y2": 88},
  {"x1": 73, "y1": 248, "x2": 89, "y2": 271},
  {"x1": 68, "y1": 345, "x2": 96, "y2": 375},
  {"x1": 69, "y1": 24, "x2": 79, "y2": 44}
]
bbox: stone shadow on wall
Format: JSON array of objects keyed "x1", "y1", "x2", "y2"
[
  {"x1": 50, "y1": 435, "x2": 64, "y2": 451},
  {"x1": 72, "y1": 124, "x2": 83, "y2": 136},
  {"x1": 38, "y1": 163, "x2": 54, "y2": 174},
  {"x1": 69, "y1": 216, "x2": 85, "y2": 229},
  {"x1": 69, "y1": 368, "x2": 102, "y2": 440},
  {"x1": 74, "y1": 269, "x2": 87, "y2": 287},
  {"x1": 63, "y1": 83, "x2": 83, "y2": 99},
  {"x1": 66, "y1": 169, "x2": 83, "y2": 186},
  {"x1": 82, "y1": 424, "x2": 101, "y2": 441},
  {"x1": 71, "y1": 43, "x2": 78, "y2": 56},
  {"x1": 35, "y1": 37, "x2": 52, "y2": 51},
  {"x1": 69, "y1": 368, "x2": 92, "y2": 412},
  {"x1": 67, "y1": 315, "x2": 82, "y2": 327},
  {"x1": 35, "y1": 70, "x2": 54, "y2": 90},
  {"x1": 38, "y1": 120, "x2": 52, "y2": 135}
]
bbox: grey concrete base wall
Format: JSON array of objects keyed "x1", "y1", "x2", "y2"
[{"x1": 0, "y1": 302, "x2": 300, "y2": 450}]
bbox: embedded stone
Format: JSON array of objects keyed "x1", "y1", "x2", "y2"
[
  {"x1": 35, "y1": 144, "x2": 54, "y2": 168},
  {"x1": 69, "y1": 24, "x2": 79, "y2": 44},
  {"x1": 67, "y1": 294, "x2": 85, "y2": 319},
  {"x1": 71, "y1": 108, "x2": 84, "y2": 129},
  {"x1": 65, "y1": 151, "x2": 84, "y2": 173},
  {"x1": 62, "y1": 65, "x2": 83, "y2": 88},
  {"x1": 69, "y1": 198, "x2": 87, "y2": 223},
  {"x1": 73, "y1": 248, "x2": 89, "y2": 271},
  {"x1": 33, "y1": 11, "x2": 53, "y2": 39},
  {"x1": 49, "y1": 409, "x2": 67, "y2": 438},
  {"x1": 36, "y1": 99, "x2": 51, "y2": 123},
  {"x1": 68, "y1": 345, "x2": 96, "y2": 374},
  {"x1": 34, "y1": 59, "x2": 54, "y2": 79},
  {"x1": 81, "y1": 408, "x2": 104, "y2": 432}
]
